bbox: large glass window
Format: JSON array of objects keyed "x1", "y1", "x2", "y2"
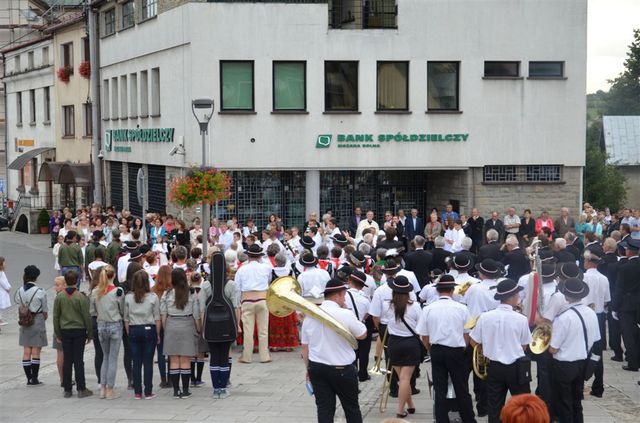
[
  {"x1": 273, "y1": 61, "x2": 306, "y2": 111},
  {"x1": 220, "y1": 61, "x2": 254, "y2": 111},
  {"x1": 427, "y1": 62, "x2": 459, "y2": 111},
  {"x1": 325, "y1": 61, "x2": 358, "y2": 111},
  {"x1": 122, "y1": 1, "x2": 135, "y2": 29},
  {"x1": 142, "y1": 0, "x2": 157, "y2": 20},
  {"x1": 377, "y1": 61, "x2": 409, "y2": 111},
  {"x1": 104, "y1": 9, "x2": 115, "y2": 36},
  {"x1": 529, "y1": 61, "x2": 564, "y2": 78},
  {"x1": 484, "y1": 61, "x2": 520, "y2": 77}
]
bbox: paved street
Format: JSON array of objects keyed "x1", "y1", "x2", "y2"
[{"x1": 0, "y1": 232, "x2": 639, "y2": 422}]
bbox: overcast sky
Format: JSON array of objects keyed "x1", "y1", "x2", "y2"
[{"x1": 587, "y1": 0, "x2": 639, "y2": 93}]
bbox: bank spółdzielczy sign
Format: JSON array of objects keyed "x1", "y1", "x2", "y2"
[
  {"x1": 315, "y1": 133, "x2": 469, "y2": 149},
  {"x1": 104, "y1": 128, "x2": 175, "y2": 153}
]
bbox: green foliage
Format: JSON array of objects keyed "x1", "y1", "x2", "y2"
[{"x1": 37, "y1": 208, "x2": 50, "y2": 229}]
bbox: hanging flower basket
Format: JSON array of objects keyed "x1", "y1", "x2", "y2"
[
  {"x1": 79, "y1": 61, "x2": 91, "y2": 78},
  {"x1": 57, "y1": 66, "x2": 73, "y2": 82},
  {"x1": 169, "y1": 167, "x2": 232, "y2": 208}
]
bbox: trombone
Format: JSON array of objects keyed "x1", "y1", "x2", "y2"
[
  {"x1": 369, "y1": 328, "x2": 388, "y2": 376},
  {"x1": 372, "y1": 327, "x2": 392, "y2": 413}
]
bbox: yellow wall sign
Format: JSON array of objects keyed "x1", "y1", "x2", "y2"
[{"x1": 17, "y1": 139, "x2": 35, "y2": 147}]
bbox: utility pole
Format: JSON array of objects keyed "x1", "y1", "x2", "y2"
[{"x1": 87, "y1": 0, "x2": 103, "y2": 204}]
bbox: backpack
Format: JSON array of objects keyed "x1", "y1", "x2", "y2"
[{"x1": 18, "y1": 288, "x2": 40, "y2": 327}]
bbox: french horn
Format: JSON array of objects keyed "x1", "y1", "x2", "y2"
[
  {"x1": 465, "y1": 315, "x2": 489, "y2": 380},
  {"x1": 529, "y1": 323, "x2": 552, "y2": 354}
]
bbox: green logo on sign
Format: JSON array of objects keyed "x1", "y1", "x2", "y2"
[{"x1": 316, "y1": 135, "x2": 332, "y2": 148}]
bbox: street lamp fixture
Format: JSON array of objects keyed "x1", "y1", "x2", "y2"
[{"x1": 191, "y1": 98, "x2": 214, "y2": 257}]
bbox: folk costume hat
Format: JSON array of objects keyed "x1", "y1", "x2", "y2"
[
  {"x1": 452, "y1": 252, "x2": 474, "y2": 272},
  {"x1": 583, "y1": 244, "x2": 604, "y2": 262},
  {"x1": 324, "y1": 278, "x2": 348, "y2": 296},
  {"x1": 349, "y1": 270, "x2": 367, "y2": 287},
  {"x1": 558, "y1": 262, "x2": 581, "y2": 280},
  {"x1": 388, "y1": 275, "x2": 413, "y2": 293},
  {"x1": 433, "y1": 274, "x2": 457, "y2": 289},
  {"x1": 475, "y1": 259, "x2": 502, "y2": 277},
  {"x1": 124, "y1": 241, "x2": 138, "y2": 251},
  {"x1": 299, "y1": 253, "x2": 318, "y2": 267},
  {"x1": 541, "y1": 263, "x2": 557, "y2": 283},
  {"x1": 300, "y1": 236, "x2": 316, "y2": 249},
  {"x1": 493, "y1": 278, "x2": 524, "y2": 301},
  {"x1": 246, "y1": 244, "x2": 265, "y2": 257},
  {"x1": 331, "y1": 234, "x2": 348, "y2": 246},
  {"x1": 559, "y1": 277, "x2": 590, "y2": 299},
  {"x1": 349, "y1": 251, "x2": 366, "y2": 267},
  {"x1": 381, "y1": 259, "x2": 400, "y2": 274},
  {"x1": 128, "y1": 250, "x2": 143, "y2": 261}
]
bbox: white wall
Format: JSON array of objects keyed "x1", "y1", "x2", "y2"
[{"x1": 99, "y1": 0, "x2": 587, "y2": 170}]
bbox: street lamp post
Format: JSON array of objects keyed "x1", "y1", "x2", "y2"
[{"x1": 191, "y1": 98, "x2": 214, "y2": 258}]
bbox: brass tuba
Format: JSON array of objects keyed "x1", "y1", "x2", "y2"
[
  {"x1": 267, "y1": 276, "x2": 358, "y2": 349},
  {"x1": 529, "y1": 323, "x2": 552, "y2": 354},
  {"x1": 465, "y1": 315, "x2": 489, "y2": 380}
]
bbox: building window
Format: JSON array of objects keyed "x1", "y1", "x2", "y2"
[
  {"x1": 29, "y1": 90, "x2": 36, "y2": 124},
  {"x1": 83, "y1": 103, "x2": 93, "y2": 136},
  {"x1": 329, "y1": 0, "x2": 397, "y2": 29},
  {"x1": 142, "y1": 0, "x2": 157, "y2": 20},
  {"x1": 15, "y1": 55, "x2": 21, "y2": 73},
  {"x1": 61, "y1": 42, "x2": 74, "y2": 72},
  {"x1": 529, "y1": 61, "x2": 564, "y2": 78},
  {"x1": 220, "y1": 61, "x2": 254, "y2": 111},
  {"x1": 483, "y1": 165, "x2": 563, "y2": 183},
  {"x1": 377, "y1": 61, "x2": 408, "y2": 111},
  {"x1": 102, "y1": 79, "x2": 110, "y2": 120},
  {"x1": 427, "y1": 61, "x2": 459, "y2": 111},
  {"x1": 16, "y1": 92, "x2": 23, "y2": 125},
  {"x1": 324, "y1": 61, "x2": 358, "y2": 112},
  {"x1": 140, "y1": 70, "x2": 149, "y2": 117},
  {"x1": 120, "y1": 75, "x2": 128, "y2": 118},
  {"x1": 42, "y1": 47, "x2": 49, "y2": 66},
  {"x1": 122, "y1": 1, "x2": 135, "y2": 29},
  {"x1": 129, "y1": 73, "x2": 138, "y2": 117},
  {"x1": 151, "y1": 67, "x2": 161, "y2": 116},
  {"x1": 484, "y1": 61, "x2": 520, "y2": 78},
  {"x1": 104, "y1": 9, "x2": 116, "y2": 36},
  {"x1": 82, "y1": 37, "x2": 90, "y2": 62},
  {"x1": 44, "y1": 87, "x2": 50, "y2": 122},
  {"x1": 28, "y1": 51, "x2": 34, "y2": 69},
  {"x1": 62, "y1": 105, "x2": 75, "y2": 136},
  {"x1": 273, "y1": 61, "x2": 306, "y2": 111},
  {"x1": 111, "y1": 77, "x2": 119, "y2": 118}
]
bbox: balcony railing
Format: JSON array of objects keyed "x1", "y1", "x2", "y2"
[{"x1": 207, "y1": 0, "x2": 398, "y2": 29}]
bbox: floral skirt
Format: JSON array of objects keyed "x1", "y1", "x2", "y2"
[{"x1": 268, "y1": 313, "x2": 299, "y2": 349}]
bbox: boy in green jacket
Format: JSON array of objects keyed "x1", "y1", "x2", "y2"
[{"x1": 53, "y1": 270, "x2": 93, "y2": 398}]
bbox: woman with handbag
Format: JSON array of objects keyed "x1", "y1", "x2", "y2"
[{"x1": 386, "y1": 275, "x2": 423, "y2": 418}]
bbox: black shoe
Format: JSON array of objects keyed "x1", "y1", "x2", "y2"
[
  {"x1": 411, "y1": 388, "x2": 421, "y2": 395},
  {"x1": 181, "y1": 391, "x2": 192, "y2": 399},
  {"x1": 478, "y1": 411, "x2": 488, "y2": 418},
  {"x1": 173, "y1": 391, "x2": 181, "y2": 399},
  {"x1": 589, "y1": 391, "x2": 603, "y2": 398},
  {"x1": 159, "y1": 381, "x2": 171, "y2": 389},
  {"x1": 637, "y1": 381, "x2": 640, "y2": 386},
  {"x1": 29, "y1": 379, "x2": 43, "y2": 386},
  {"x1": 622, "y1": 365, "x2": 639, "y2": 372},
  {"x1": 359, "y1": 375, "x2": 371, "y2": 382},
  {"x1": 63, "y1": 391, "x2": 73, "y2": 398},
  {"x1": 611, "y1": 355, "x2": 623, "y2": 362}
]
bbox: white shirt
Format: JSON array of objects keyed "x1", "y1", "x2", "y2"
[
  {"x1": 550, "y1": 303, "x2": 601, "y2": 361},
  {"x1": 417, "y1": 296, "x2": 470, "y2": 348},
  {"x1": 117, "y1": 253, "x2": 131, "y2": 283},
  {"x1": 542, "y1": 290, "x2": 569, "y2": 321},
  {"x1": 218, "y1": 231, "x2": 234, "y2": 251},
  {"x1": 88, "y1": 260, "x2": 107, "y2": 276},
  {"x1": 369, "y1": 283, "x2": 417, "y2": 325},
  {"x1": 298, "y1": 267, "x2": 331, "y2": 299},
  {"x1": 380, "y1": 269, "x2": 420, "y2": 293},
  {"x1": 444, "y1": 228, "x2": 466, "y2": 253},
  {"x1": 301, "y1": 300, "x2": 367, "y2": 366},
  {"x1": 464, "y1": 278, "x2": 500, "y2": 317},
  {"x1": 419, "y1": 285, "x2": 439, "y2": 305},
  {"x1": 234, "y1": 260, "x2": 272, "y2": 292},
  {"x1": 386, "y1": 302, "x2": 422, "y2": 337},
  {"x1": 470, "y1": 304, "x2": 532, "y2": 365},
  {"x1": 541, "y1": 281, "x2": 558, "y2": 311},
  {"x1": 583, "y1": 268, "x2": 611, "y2": 313},
  {"x1": 345, "y1": 288, "x2": 370, "y2": 322}
]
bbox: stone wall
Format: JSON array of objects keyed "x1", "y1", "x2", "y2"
[
  {"x1": 471, "y1": 166, "x2": 582, "y2": 217},
  {"x1": 621, "y1": 166, "x2": 640, "y2": 209},
  {"x1": 425, "y1": 170, "x2": 471, "y2": 215}
]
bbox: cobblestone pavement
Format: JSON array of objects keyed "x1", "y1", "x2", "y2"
[{"x1": 0, "y1": 232, "x2": 639, "y2": 422}]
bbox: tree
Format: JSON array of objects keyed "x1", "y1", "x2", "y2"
[{"x1": 604, "y1": 29, "x2": 640, "y2": 115}]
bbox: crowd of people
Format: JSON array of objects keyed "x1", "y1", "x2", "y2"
[{"x1": 6, "y1": 202, "x2": 640, "y2": 423}]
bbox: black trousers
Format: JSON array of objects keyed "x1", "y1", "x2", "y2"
[
  {"x1": 122, "y1": 328, "x2": 133, "y2": 381},
  {"x1": 355, "y1": 317, "x2": 373, "y2": 381},
  {"x1": 61, "y1": 329, "x2": 88, "y2": 392},
  {"x1": 607, "y1": 310, "x2": 623, "y2": 357},
  {"x1": 486, "y1": 360, "x2": 530, "y2": 423},
  {"x1": 92, "y1": 316, "x2": 103, "y2": 384},
  {"x1": 208, "y1": 341, "x2": 232, "y2": 366},
  {"x1": 308, "y1": 361, "x2": 362, "y2": 423},
  {"x1": 431, "y1": 345, "x2": 476, "y2": 423},
  {"x1": 597, "y1": 312, "x2": 606, "y2": 351},
  {"x1": 591, "y1": 313, "x2": 606, "y2": 395},
  {"x1": 379, "y1": 323, "x2": 416, "y2": 395},
  {"x1": 551, "y1": 359, "x2": 585, "y2": 423},
  {"x1": 619, "y1": 310, "x2": 640, "y2": 369},
  {"x1": 533, "y1": 349, "x2": 553, "y2": 415}
]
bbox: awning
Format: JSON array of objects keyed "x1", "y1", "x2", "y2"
[
  {"x1": 38, "y1": 162, "x2": 92, "y2": 186},
  {"x1": 7, "y1": 147, "x2": 55, "y2": 170}
]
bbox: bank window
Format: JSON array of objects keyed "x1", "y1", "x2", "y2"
[
  {"x1": 102, "y1": 79, "x2": 110, "y2": 120},
  {"x1": 129, "y1": 73, "x2": 138, "y2": 117},
  {"x1": 42, "y1": 47, "x2": 49, "y2": 66},
  {"x1": 111, "y1": 77, "x2": 119, "y2": 118},
  {"x1": 325, "y1": 61, "x2": 358, "y2": 112},
  {"x1": 377, "y1": 61, "x2": 409, "y2": 111},
  {"x1": 28, "y1": 51, "x2": 34, "y2": 69},
  {"x1": 122, "y1": 1, "x2": 135, "y2": 29},
  {"x1": 16, "y1": 92, "x2": 23, "y2": 125},
  {"x1": 484, "y1": 61, "x2": 520, "y2": 78},
  {"x1": 142, "y1": 0, "x2": 157, "y2": 20},
  {"x1": 83, "y1": 103, "x2": 93, "y2": 136},
  {"x1": 104, "y1": 9, "x2": 116, "y2": 36},
  {"x1": 61, "y1": 42, "x2": 73, "y2": 72},
  {"x1": 151, "y1": 67, "x2": 161, "y2": 116},
  {"x1": 44, "y1": 87, "x2": 50, "y2": 122},
  {"x1": 140, "y1": 70, "x2": 149, "y2": 117},
  {"x1": 484, "y1": 165, "x2": 563, "y2": 183},
  {"x1": 526, "y1": 165, "x2": 562, "y2": 182},
  {"x1": 529, "y1": 61, "x2": 564, "y2": 78},
  {"x1": 273, "y1": 61, "x2": 306, "y2": 111},
  {"x1": 120, "y1": 75, "x2": 128, "y2": 118},
  {"x1": 29, "y1": 90, "x2": 36, "y2": 124},
  {"x1": 427, "y1": 61, "x2": 459, "y2": 111},
  {"x1": 62, "y1": 105, "x2": 75, "y2": 136},
  {"x1": 220, "y1": 61, "x2": 254, "y2": 111}
]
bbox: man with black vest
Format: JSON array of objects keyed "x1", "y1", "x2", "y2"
[
  {"x1": 612, "y1": 238, "x2": 640, "y2": 372},
  {"x1": 403, "y1": 236, "x2": 433, "y2": 289}
]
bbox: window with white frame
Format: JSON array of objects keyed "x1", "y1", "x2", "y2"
[
  {"x1": 44, "y1": 87, "x2": 50, "y2": 122},
  {"x1": 122, "y1": 1, "x2": 135, "y2": 29},
  {"x1": 120, "y1": 75, "x2": 128, "y2": 118},
  {"x1": 16, "y1": 92, "x2": 23, "y2": 125},
  {"x1": 140, "y1": 70, "x2": 149, "y2": 117},
  {"x1": 151, "y1": 68, "x2": 160, "y2": 116},
  {"x1": 29, "y1": 90, "x2": 36, "y2": 124}
]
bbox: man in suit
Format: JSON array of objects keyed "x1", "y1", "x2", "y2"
[
  {"x1": 612, "y1": 238, "x2": 640, "y2": 372},
  {"x1": 405, "y1": 208, "x2": 425, "y2": 244},
  {"x1": 468, "y1": 208, "x2": 485, "y2": 254},
  {"x1": 501, "y1": 235, "x2": 530, "y2": 283},
  {"x1": 348, "y1": 207, "x2": 363, "y2": 237},
  {"x1": 483, "y1": 211, "x2": 504, "y2": 243},
  {"x1": 600, "y1": 238, "x2": 625, "y2": 362},
  {"x1": 553, "y1": 238, "x2": 576, "y2": 264},
  {"x1": 404, "y1": 235, "x2": 433, "y2": 289},
  {"x1": 432, "y1": 236, "x2": 451, "y2": 273},
  {"x1": 554, "y1": 207, "x2": 576, "y2": 238},
  {"x1": 478, "y1": 229, "x2": 503, "y2": 262},
  {"x1": 564, "y1": 232, "x2": 582, "y2": 261}
]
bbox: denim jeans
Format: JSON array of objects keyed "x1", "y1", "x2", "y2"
[
  {"x1": 98, "y1": 321, "x2": 122, "y2": 388},
  {"x1": 129, "y1": 325, "x2": 157, "y2": 396},
  {"x1": 60, "y1": 266, "x2": 82, "y2": 289},
  {"x1": 156, "y1": 328, "x2": 166, "y2": 380}
]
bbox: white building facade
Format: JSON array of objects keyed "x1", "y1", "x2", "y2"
[{"x1": 97, "y1": 0, "x2": 587, "y2": 228}]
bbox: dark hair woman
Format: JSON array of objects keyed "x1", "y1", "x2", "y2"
[
  {"x1": 151, "y1": 265, "x2": 172, "y2": 388},
  {"x1": 124, "y1": 269, "x2": 161, "y2": 399},
  {"x1": 160, "y1": 268, "x2": 201, "y2": 398}
]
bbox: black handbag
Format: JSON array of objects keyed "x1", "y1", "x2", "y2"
[
  {"x1": 570, "y1": 307, "x2": 598, "y2": 381},
  {"x1": 400, "y1": 316, "x2": 428, "y2": 362}
]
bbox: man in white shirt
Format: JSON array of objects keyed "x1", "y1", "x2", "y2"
[
  {"x1": 217, "y1": 222, "x2": 234, "y2": 251},
  {"x1": 355, "y1": 210, "x2": 379, "y2": 239},
  {"x1": 549, "y1": 278, "x2": 601, "y2": 422},
  {"x1": 503, "y1": 207, "x2": 521, "y2": 237},
  {"x1": 464, "y1": 259, "x2": 501, "y2": 317},
  {"x1": 117, "y1": 241, "x2": 138, "y2": 283},
  {"x1": 417, "y1": 274, "x2": 475, "y2": 423},
  {"x1": 345, "y1": 270, "x2": 373, "y2": 382},
  {"x1": 297, "y1": 254, "x2": 331, "y2": 304},
  {"x1": 301, "y1": 279, "x2": 367, "y2": 423},
  {"x1": 379, "y1": 253, "x2": 420, "y2": 294},
  {"x1": 470, "y1": 278, "x2": 532, "y2": 423}
]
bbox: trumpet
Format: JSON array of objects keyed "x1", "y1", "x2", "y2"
[{"x1": 529, "y1": 323, "x2": 552, "y2": 354}]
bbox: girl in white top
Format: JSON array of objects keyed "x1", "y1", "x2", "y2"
[
  {"x1": 0, "y1": 257, "x2": 11, "y2": 327},
  {"x1": 53, "y1": 234, "x2": 64, "y2": 272}
]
